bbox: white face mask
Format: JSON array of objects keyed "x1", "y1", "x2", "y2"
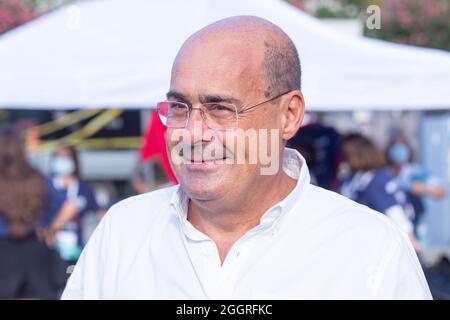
[{"x1": 52, "y1": 156, "x2": 75, "y2": 177}]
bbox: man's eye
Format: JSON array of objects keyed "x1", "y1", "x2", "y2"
[
  {"x1": 170, "y1": 102, "x2": 187, "y2": 110},
  {"x1": 207, "y1": 104, "x2": 235, "y2": 113}
]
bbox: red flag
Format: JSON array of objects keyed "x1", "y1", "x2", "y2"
[{"x1": 139, "y1": 111, "x2": 178, "y2": 184}]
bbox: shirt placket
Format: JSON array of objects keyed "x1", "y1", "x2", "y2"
[
  {"x1": 201, "y1": 239, "x2": 246, "y2": 299},
  {"x1": 176, "y1": 195, "x2": 287, "y2": 299},
  {"x1": 201, "y1": 210, "x2": 282, "y2": 299}
]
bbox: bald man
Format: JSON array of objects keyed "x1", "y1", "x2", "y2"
[{"x1": 62, "y1": 16, "x2": 431, "y2": 299}]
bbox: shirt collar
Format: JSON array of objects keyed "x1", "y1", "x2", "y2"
[{"x1": 170, "y1": 147, "x2": 310, "y2": 240}]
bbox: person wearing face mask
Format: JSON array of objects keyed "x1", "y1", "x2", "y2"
[
  {"x1": 0, "y1": 128, "x2": 76, "y2": 299},
  {"x1": 387, "y1": 137, "x2": 446, "y2": 233},
  {"x1": 51, "y1": 146, "x2": 105, "y2": 263},
  {"x1": 339, "y1": 133, "x2": 422, "y2": 252}
]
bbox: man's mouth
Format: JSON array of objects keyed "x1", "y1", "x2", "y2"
[
  {"x1": 183, "y1": 155, "x2": 228, "y2": 164},
  {"x1": 179, "y1": 148, "x2": 230, "y2": 163}
]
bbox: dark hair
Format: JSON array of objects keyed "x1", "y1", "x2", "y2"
[
  {"x1": 263, "y1": 38, "x2": 301, "y2": 98},
  {"x1": 0, "y1": 128, "x2": 48, "y2": 238},
  {"x1": 342, "y1": 133, "x2": 386, "y2": 172},
  {"x1": 290, "y1": 140, "x2": 316, "y2": 169}
]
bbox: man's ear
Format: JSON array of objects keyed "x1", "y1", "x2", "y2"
[{"x1": 281, "y1": 90, "x2": 304, "y2": 141}]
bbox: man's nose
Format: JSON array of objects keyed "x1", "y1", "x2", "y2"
[
  {"x1": 186, "y1": 107, "x2": 204, "y2": 127},
  {"x1": 185, "y1": 108, "x2": 210, "y2": 143}
]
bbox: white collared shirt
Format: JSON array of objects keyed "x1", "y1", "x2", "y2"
[{"x1": 62, "y1": 148, "x2": 431, "y2": 299}]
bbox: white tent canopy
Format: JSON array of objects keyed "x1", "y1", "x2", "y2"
[{"x1": 0, "y1": 0, "x2": 449, "y2": 110}]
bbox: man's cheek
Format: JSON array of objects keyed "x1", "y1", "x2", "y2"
[
  {"x1": 169, "y1": 142, "x2": 184, "y2": 167},
  {"x1": 225, "y1": 128, "x2": 259, "y2": 165},
  {"x1": 167, "y1": 129, "x2": 185, "y2": 167}
]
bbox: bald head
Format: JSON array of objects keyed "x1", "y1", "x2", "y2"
[
  {"x1": 167, "y1": 17, "x2": 305, "y2": 203},
  {"x1": 173, "y1": 16, "x2": 301, "y2": 98}
]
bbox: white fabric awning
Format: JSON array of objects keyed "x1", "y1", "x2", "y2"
[{"x1": 0, "y1": 0, "x2": 449, "y2": 110}]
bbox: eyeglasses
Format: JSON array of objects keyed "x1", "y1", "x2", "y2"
[{"x1": 157, "y1": 90, "x2": 292, "y2": 130}]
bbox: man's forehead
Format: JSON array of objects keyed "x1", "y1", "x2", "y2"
[
  {"x1": 174, "y1": 34, "x2": 262, "y2": 71},
  {"x1": 171, "y1": 36, "x2": 264, "y2": 98}
]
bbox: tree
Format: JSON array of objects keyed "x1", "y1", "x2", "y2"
[
  {"x1": 0, "y1": 0, "x2": 75, "y2": 35},
  {"x1": 287, "y1": 0, "x2": 449, "y2": 51},
  {"x1": 25, "y1": 0, "x2": 74, "y2": 13},
  {"x1": 0, "y1": 0, "x2": 35, "y2": 35},
  {"x1": 288, "y1": 0, "x2": 382, "y2": 18},
  {"x1": 365, "y1": 0, "x2": 450, "y2": 51}
]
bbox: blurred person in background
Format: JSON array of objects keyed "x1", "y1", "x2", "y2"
[
  {"x1": 132, "y1": 111, "x2": 178, "y2": 194},
  {"x1": 131, "y1": 160, "x2": 172, "y2": 194},
  {"x1": 51, "y1": 146, "x2": 105, "y2": 263},
  {"x1": 287, "y1": 112, "x2": 341, "y2": 191},
  {"x1": 340, "y1": 133, "x2": 421, "y2": 252},
  {"x1": 386, "y1": 136, "x2": 446, "y2": 232},
  {"x1": 287, "y1": 140, "x2": 318, "y2": 185},
  {"x1": 0, "y1": 128, "x2": 76, "y2": 299}
]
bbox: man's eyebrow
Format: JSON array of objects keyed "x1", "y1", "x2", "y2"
[
  {"x1": 200, "y1": 94, "x2": 241, "y2": 105},
  {"x1": 166, "y1": 90, "x2": 189, "y2": 103}
]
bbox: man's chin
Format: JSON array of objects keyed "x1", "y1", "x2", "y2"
[
  {"x1": 179, "y1": 180, "x2": 225, "y2": 202},
  {"x1": 176, "y1": 164, "x2": 234, "y2": 199}
]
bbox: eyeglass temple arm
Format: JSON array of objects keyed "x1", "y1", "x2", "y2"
[{"x1": 237, "y1": 90, "x2": 293, "y2": 115}]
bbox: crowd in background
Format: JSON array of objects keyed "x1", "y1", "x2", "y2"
[
  {"x1": 0, "y1": 116, "x2": 448, "y2": 299},
  {"x1": 0, "y1": 126, "x2": 104, "y2": 299}
]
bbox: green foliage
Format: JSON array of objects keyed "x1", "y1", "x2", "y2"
[
  {"x1": 0, "y1": 0, "x2": 75, "y2": 35},
  {"x1": 316, "y1": 5, "x2": 356, "y2": 18},
  {"x1": 364, "y1": 0, "x2": 450, "y2": 51},
  {"x1": 287, "y1": 0, "x2": 449, "y2": 51},
  {"x1": 25, "y1": 0, "x2": 75, "y2": 13}
]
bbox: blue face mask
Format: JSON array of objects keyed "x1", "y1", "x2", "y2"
[
  {"x1": 52, "y1": 156, "x2": 75, "y2": 177},
  {"x1": 388, "y1": 143, "x2": 410, "y2": 165}
]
